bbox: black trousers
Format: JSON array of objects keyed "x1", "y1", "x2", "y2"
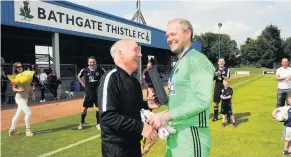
[
  {"x1": 102, "y1": 141, "x2": 141, "y2": 157},
  {"x1": 50, "y1": 84, "x2": 59, "y2": 98},
  {"x1": 277, "y1": 88, "x2": 291, "y2": 108},
  {"x1": 1, "y1": 86, "x2": 7, "y2": 103},
  {"x1": 40, "y1": 87, "x2": 45, "y2": 100}
]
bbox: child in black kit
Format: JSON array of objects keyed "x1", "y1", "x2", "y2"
[{"x1": 220, "y1": 79, "x2": 237, "y2": 128}]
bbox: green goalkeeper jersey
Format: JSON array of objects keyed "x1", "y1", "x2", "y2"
[{"x1": 168, "y1": 48, "x2": 215, "y2": 128}]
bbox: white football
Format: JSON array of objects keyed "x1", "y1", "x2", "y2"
[{"x1": 272, "y1": 106, "x2": 290, "y2": 122}]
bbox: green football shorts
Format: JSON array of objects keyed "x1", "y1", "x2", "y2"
[{"x1": 165, "y1": 126, "x2": 211, "y2": 157}]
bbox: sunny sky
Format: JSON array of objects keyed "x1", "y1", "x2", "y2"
[{"x1": 67, "y1": 0, "x2": 291, "y2": 47}]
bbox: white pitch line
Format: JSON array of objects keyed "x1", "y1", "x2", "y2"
[
  {"x1": 232, "y1": 75, "x2": 262, "y2": 87},
  {"x1": 38, "y1": 74, "x2": 262, "y2": 157},
  {"x1": 38, "y1": 134, "x2": 100, "y2": 157}
]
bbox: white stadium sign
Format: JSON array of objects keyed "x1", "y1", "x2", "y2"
[
  {"x1": 263, "y1": 70, "x2": 275, "y2": 75},
  {"x1": 14, "y1": 1, "x2": 151, "y2": 44},
  {"x1": 235, "y1": 71, "x2": 250, "y2": 75}
]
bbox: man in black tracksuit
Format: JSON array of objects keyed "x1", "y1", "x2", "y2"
[{"x1": 97, "y1": 40, "x2": 158, "y2": 157}]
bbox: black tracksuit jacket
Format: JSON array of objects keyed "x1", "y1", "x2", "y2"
[{"x1": 97, "y1": 66, "x2": 149, "y2": 145}]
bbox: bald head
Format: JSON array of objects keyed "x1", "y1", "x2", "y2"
[
  {"x1": 282, "y1": 58, "x2": 289, "y2": 68},
  {"x1": 110, "y1": 39, "x2": 142, "y2": 74},
  {"x1": 110, "y1": 40, "x2": 136, "y2": 59}
]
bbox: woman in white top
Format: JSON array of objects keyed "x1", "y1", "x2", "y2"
[{"x1": 9, "y1": 62, "x2": 35, "y2": 136}]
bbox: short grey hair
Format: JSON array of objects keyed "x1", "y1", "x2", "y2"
[
  {"x1": 168, "y1": 18, "x2": 193, "y2": 41},
  {"x1": 110, "y1": 42, "x2": 118, "y2": 59}
]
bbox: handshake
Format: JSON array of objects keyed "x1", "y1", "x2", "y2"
[
  {"x1": 140, "y1": 109, "x2": 176, "y2": 155},
  {"x1": 141, "y1": 109, "x2": 176, "y2": 140}
]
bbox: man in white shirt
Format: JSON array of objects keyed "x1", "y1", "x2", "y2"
[
  {"x1": 276, "y1": 58, "x2": 291, "y2": 107},
  {"x1": 39, "y1": 69, "x2": 47, "y2": 102}
]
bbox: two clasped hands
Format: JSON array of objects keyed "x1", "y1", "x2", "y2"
[{"x1": 141, "y1": 88, "x2": 172, "y2": 143}]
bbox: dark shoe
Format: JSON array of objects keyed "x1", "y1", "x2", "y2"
[
  {"x1": 283, "y1": 150, "x2": 289, "y2": 156},
  {"x1": 221, "y1": 123, "x2": 227, "y2": 127},
  {"x1": 232, "y1": 123, "x2": 237, "y2": 128}
]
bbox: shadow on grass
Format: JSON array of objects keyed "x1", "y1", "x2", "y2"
[
  {"x1": 234, "y1": 112, "x2": 251, "y2": 125},
  {"x1": 209, "y1": 112, "x2": 251, "y2": 126},
  {"x1": 32, "y1": 123, "x2": 94, "y2": 135},
  {"x1": 209, "y1": 113, "x2": 222, "y2": 120}
]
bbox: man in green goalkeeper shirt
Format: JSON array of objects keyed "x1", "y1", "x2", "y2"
[{"x1": 147, "y1": 18, "x2": 215, "y2": 157}]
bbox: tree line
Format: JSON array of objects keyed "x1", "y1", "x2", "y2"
[{"x1": 193, "y1": 24, "x2": 291, "y2": 68}]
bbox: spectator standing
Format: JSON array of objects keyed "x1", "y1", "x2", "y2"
[
  {"x1": 1, "y1": 67, "x2": 8, "y2": 105},
  {"x1": 276, "y1": 58, "x2": 291, "y2": 107},
  {"x1": 39, "y1": 69, "x2": 47, "y2": 103}
]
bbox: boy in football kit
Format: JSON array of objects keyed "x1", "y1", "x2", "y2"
[
  {"x1": 220, "y1": 79, "x2": 237, "y2": 128},
  {"x1": 77, "y1": 56, "x2": 105, "y2": 130}
]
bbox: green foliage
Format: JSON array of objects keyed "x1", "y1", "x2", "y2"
[
  {"x1": 193, "y1": 33, "x2": 240, "y2": 67},
  {"x1": 282, "y1": 37, "x2": 291, "y2": 59},
  {"x1": 193, "y1": 24, "x2": 290, "y2": 68},
  {"x1": 240, "y1": 38, "x2": 260, "y2": 66},
  {"x1": 240, "y1": 24, "x2": 284, "y2": 68}
]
